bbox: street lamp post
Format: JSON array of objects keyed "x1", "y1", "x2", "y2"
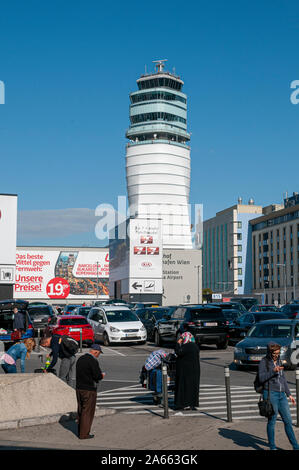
[
  {"x1": 96, "y1": 261, "x2": 99, "y2": 300},
  {"x1": 195, "y1": 265, "x2": 203, "y2": 304},
  {"x1": 277, "y1": 263, "x2": 287, "y2": 305}
]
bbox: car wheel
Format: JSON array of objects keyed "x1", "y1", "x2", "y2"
[
  {"x1": 217, "y1": 339, "x2": 228, "y2": 350},
  {"x1": 154, "y1": 330, "x2": 163, "y2": 346},
  {"x1": 103, "y1": 332, "x2": 110, "y2": 347}
]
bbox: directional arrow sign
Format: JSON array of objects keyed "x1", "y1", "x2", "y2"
[{"x1": 132, "y1": 282, "x2": 142, "y2": 290}]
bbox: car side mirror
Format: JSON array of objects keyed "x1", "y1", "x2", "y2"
[{"x1": 240, "y1": 332, "x2": 246, "y2": 337}]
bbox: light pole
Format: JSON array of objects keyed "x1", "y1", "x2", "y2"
[
  {"x1": 96, "y1": 261, "x2": 99, "y2": 300},
  {"x1": 277, "y1": 263, "x2": 287, "y2": 305},
  {"x1": 195, "y1": 265, "x2": 203, "y2": 304}
]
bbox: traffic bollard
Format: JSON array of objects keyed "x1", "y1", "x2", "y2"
[
  {"x1": 79, "y1": 329, "x2": 82, "y2": 353},
  {"x1": 162, "y1": 364, "x2": 169, "y2": 419},
  {"x1": 224, "y1": 366, "x2": 233, "y2": 422},
  {"x1": 37, "y1": 329, "x2": 41, "y2": 352},
  {"x1": 296, "y1": 368, "x2": 299, "y2": 427}
]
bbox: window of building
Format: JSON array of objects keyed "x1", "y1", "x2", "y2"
[
  {"x1": 238, "y1": 256, "x2": 242, "y2": 263},
  {"x1": 238, "y1": 280, "x2": 243, "y2": 287},
  {"x1": 237, "y1": 245, "x2": 242, "y2": 252},
  {"x1": 237, "y1": 233, "x2": 242, "y2": 240},
  {"x1": 237, "y1": 221, "x2": 242, "y2": 229},
  {"x1": 238, "y1": 268, "x2": 242, "y2": 275}
]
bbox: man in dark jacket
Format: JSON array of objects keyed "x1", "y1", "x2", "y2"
[
  {"x1": 258, "y1": 342, "x2": 298, "y2": 450},
  {"x1": 40, "y1": 334, "x2": 77, "y2": 385},
  {"x1": 13, "y1": 307, "x2": 25, "y2": 335},
  {"x1": 75, "y1": 343, "x2": 105, "y2": 439}
]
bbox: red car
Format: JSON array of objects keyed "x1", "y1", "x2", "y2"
[{"x1": 45, "y1": 315, "x2": 94, "y2": 346}]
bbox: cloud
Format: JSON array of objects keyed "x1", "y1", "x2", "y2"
[{"x1": 17, "y1": 208, "x2": 99, "y2": 239}]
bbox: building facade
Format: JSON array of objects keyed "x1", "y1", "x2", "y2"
[
  {"x1": 203, "y1": 199, "x2": 263, "y2": 296},
  {"x1": 125, "y1": 60, "x2": 193, "y2": 249},
  {"x1": 251, "y1": 193, "x2": 299, "y2": 305}
]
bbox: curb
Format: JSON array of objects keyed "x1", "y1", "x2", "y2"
[{"x1": 0, "y1": 408, "x2": 116, "y2": 430}]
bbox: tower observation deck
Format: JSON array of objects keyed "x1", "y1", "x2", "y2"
[{"x1": 126, "y1": 60, "x2": 193, "y2": 249}]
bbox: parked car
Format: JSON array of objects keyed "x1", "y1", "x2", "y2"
[
  {"x1": 229, "y1": 297, "x2": 259, "y2": 311},
  {"x1": 0, "y1": 300, "x2": 34, "y2": 348},
  {"x1": 63, "y1": 304, "x2": 81, "y2": 315},
  {"x1": 233, "y1": 319, "x2": 299, "y2": 370},
  {"x1": 87, "y1": 306, "x2": 147, "y2": 346},
  {"x1": 27, "y1": 304, "x2": 57, "y2": 334},
  {"x1": 135, "y1": 307, "x2": 176, "y2": 342},
  {"x1": 249, "y1": 304, "x2": 280, "y2": 312},
  {"x1": 131, "y1": 302, "x2": 160, "y2": 310},
  {"x1": 45, "y1": 315, "x2": 94, "y2": 346},
  {"x1": 72, "y1": 306, "x2": 92, "y2": 317},
  {"x1": 154, "y1": 305, "x2": 229, "y2": 349},
  {"x1": 228, "y1": 312, "x2": 288, "y2": 345},
  {"x1": 280, "y1": 304, "x2": 299, "y2": 319},
  {"x1": 209, "y1": 302, "x2": 247, "y2": 314}
]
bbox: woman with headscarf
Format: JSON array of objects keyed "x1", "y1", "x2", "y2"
[{"x1": 174, "y1": 332, "x2": 200, "y2": 411}]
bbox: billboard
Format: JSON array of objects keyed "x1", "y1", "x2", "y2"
[
  {"x1": 14, "y1": 249, "x2": 109, "y2": 300},
  {"x1": 129, "y1": 218, "x2": 163, "y2": 294},
  {"x1": 0, "y1": 195, "x2": 17, "y2": 285}
]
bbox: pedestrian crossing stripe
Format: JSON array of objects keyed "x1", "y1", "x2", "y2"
[{"x1": 96, "y1": 385, "x2": 298, "y2": 421}]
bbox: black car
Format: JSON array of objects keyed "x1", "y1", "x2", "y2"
[
  {"x1": 136, "y1": 306, "x2": 176, "y2": 342},
  {"x1": 72, "y1": 306, "x2": 92, "y2": 317},
  {"x1": 228, "y1": 311, "x2": 288, "y2": 345},
  {"x1": 209, "y1": 302, "x2": 247, "y2": 314},
  {"x1": 27, "y1": 304, "x2": 57, "y2": 334},
  {"x1": 280, "y1": 304, "x2": 299, "y2": 319},
  {"x1": 154, "y1": 305, "x2": 229, "y2": 349}
]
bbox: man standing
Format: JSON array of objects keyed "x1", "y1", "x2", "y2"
[
  {"x1": 13, "y1": 307, "x2": 25, "y2": 336},
  {"x1": 40, "y1": 334, "x2": 78, "y2": 385},
  {"x1": 75, "y1": 343, "x2": 105, "y2": 440}
]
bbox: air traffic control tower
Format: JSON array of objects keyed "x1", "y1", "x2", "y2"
[{"x1": 126, "y1": 60, "x2": 193, "y2": 249}]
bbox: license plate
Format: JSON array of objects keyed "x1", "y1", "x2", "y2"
[
  {"x1": 34, "y1": 319, "x2": 42, "y2": 322},
  {"x1": 249, "y1": 355, "x2": 263, "y2": 361},
  {"x1": 70, "y1": 328, "x2": 81, "y2": 332},
  {"x1": 125, "y1": 333, "x2": 136, "y2": 337},
  {"x1": 204, "y1": 322, "x2": 218, "y2": 327}
]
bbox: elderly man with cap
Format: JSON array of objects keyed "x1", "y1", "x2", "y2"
[{"x1": 75, "y1": 343, "x2": 105, "y2": 440}]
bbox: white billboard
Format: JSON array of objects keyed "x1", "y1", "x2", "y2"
[
  {"x1": 14, "y1": 248, "x2": 109, "y2": 300},
  {"x1": 0, "y1": 195, "x2": 17, "y2": 284},
  {"x1": 129, "y1": 218, "x2": 162, "y2": 294}
]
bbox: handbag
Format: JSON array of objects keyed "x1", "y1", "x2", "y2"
[{"x1": 258, "y1": 381, "x2": 274, "y2": 418}]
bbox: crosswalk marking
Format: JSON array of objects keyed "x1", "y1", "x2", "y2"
[{"x1": 96, "y1": 384, "x2": 298, "y2": 421}]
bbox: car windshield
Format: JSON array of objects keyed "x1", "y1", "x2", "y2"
[
  {"x1": 78, "y1": 308, "x2": 91, "y2": 316},
  {"x1": 150, "y1": 309, "x2": 170, "y2": 320},
  {"x1": 190, "y1": 309, "x2": 224, "y2": 320},
  {"x1": 60, "y1": 318, "x2": 89, "y2": 326},
  {"x1": 254, "y1": 313, "x2": 286, "y2": 322},
  {"x1": 222, "y1": 310, "x2": 240, "y2": 320},
  {"x1": 28, "y1": 307, "x2": 51, "y2": 317},
  {"x1": 284, "y1": 305, "x2": 299, "y2": 312},
  {"x1": 105, "y1": 310, "x2": 139, "y2": 323},
  {"x1": 248, "y1": 323, "x2": 292, "y2": 338}
]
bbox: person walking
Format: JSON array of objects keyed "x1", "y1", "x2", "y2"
[
  {"x1": 1, "y1": 338, "x2": 36, "y2": 373},
  {"x1": 40, "y1": 334, "x2": 78, "y2": 385},
  {"x1": 258, "y1": 342, "x2": 299, "y2": 450},
  {"x1": 174, "y1": 332, "x2": 200, "y2": 411},
  {"x1": 75, "y1": 343, "x2": 105, "y2": 439}
]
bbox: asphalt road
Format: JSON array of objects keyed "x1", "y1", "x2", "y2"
[{"x1": 1, "y1": 340, "x2": 297, "y2": 393}]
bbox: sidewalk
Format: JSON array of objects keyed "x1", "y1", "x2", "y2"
[{"x1": 0, "y1": 411, "x2": 298, "y2": 450}]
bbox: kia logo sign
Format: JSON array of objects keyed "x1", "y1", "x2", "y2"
[{"x1": 141, "y1": 262, "x2": 152, "y2": 268}]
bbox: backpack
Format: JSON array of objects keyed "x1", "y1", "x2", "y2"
[
  {"x1": 254, "y1": 357, "x2": 270, "y2": 393},
  {"x1": 61, "y1": 336, "x2": 79, "y2": 355}
]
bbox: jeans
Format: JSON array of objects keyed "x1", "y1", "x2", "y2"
[
  {"x1": 263, "y1": 390, "x2": 299, "y2": 450},
  {"x1": 1, "y1": 363, "x2": 17, "y2": 373},
  {"x1": 59, "y1": 356, "x2": 76, "y2": 386}
]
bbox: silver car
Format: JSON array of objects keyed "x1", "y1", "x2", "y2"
[{"x1": 233, "y1": 319, "x2": 299, "y2": 370}]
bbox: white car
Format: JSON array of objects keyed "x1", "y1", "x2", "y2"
[{"x1": 87, "y1": 305, "x2": 147, "y2": 346}]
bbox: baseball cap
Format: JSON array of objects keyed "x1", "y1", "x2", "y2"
[{"x1": 90, "y1": 343, "x2": 103, "y2": 353}]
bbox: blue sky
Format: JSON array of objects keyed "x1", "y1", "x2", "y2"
[{"x1": 0, "y1": 0, "x2": 299, "y2": 246}]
